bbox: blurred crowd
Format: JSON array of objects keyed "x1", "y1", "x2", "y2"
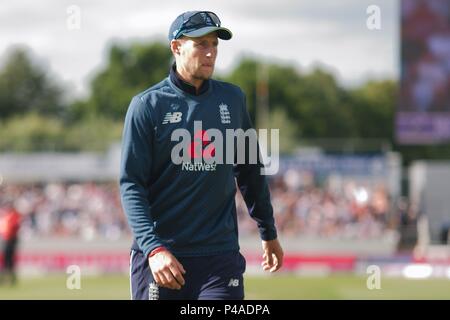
[
  {"x1": 237, "y1": 169, "x2": 414, "y2": 240},
  {"x1": 0, "y1": 182, "x2": 128, "y2": 241},
  {"x1": 0, "y1": 173, "x2": 414, "y2": 241}
]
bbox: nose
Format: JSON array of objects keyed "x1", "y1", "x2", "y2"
[{"x1": 205, "y1": 45, "x2": 217, "y2": 59}]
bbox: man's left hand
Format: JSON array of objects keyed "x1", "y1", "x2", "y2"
[{"x1": 261, "y1": 238, "x2": 284, "y2": 273}]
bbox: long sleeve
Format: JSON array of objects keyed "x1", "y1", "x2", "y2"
[
  {"x1": 235, "y1": 92, "x2": 277, "y2": 241},
  {"x1": 119, "y1": 96, "x2": 164, "y2": 257}
]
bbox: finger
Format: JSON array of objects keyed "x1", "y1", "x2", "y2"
[
  {"x1": 176, "y1": 260, "x2": 186, "y2": 274},
  {"x1": 269, "y1": 254, "x2": 280, "y2": 272},
  {"x1": 265, "y1": 250, "x2": 274, "y2": 267},
  {"x1": 262, "y1": 261, "x2": 271, "y2": 271},
  {"x1": 169, "y1": 263, "x2": 185, "y2": 286},
  {"x1": 157, "y1": 271, "x2": 170, "y2": 288},
  {"x1": 158, "y1": 272, "x2": 174, "y2": 289},
  {"x1": 157, "y1": 270, "x2": 173, "y2": 289},
  {"x1": 162, "y1": 269, "x2": 181, "y2": 290},
  {"x1": 277, "y1": 253, "x2": 284, "y2": 269},
  {"x1": 153, "y1": 273, "x2": 164, "y2": 287}
]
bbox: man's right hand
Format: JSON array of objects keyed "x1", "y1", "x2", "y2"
[{"x1": 148, "y1": 250, "x2": 186, "y2": 290}]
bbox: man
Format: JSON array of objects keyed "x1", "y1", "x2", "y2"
[
  {"x1": 0, "y1": 201, "x2": 22, "y2": 286},
  {"x1": 120, "y1": 10, "x2": 283, "y2": 300}
]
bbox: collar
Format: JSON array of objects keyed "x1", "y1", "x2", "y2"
[{"x1": 169, "y1": 63, "x2": 210, "y2": 96}]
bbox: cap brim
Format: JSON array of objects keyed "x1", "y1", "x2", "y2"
[{"x1": 181, "y1": 26, "x2": 232, "y2": 40}]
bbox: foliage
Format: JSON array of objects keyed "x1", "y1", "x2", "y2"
[{"x1": 1, "y1": 41, "x2": 449, "y2": 166}]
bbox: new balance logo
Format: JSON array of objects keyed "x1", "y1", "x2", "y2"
[
  {"x1": 162, "y1": 112, "x2": 182, "y2": 124},
  {"x1": 228, "y1": 279, "x2": 240, "y2": 287}
]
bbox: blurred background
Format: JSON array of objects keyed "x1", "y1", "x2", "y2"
[{"x1": 0, "y1": 0, "x2": 450, "y2": 299}]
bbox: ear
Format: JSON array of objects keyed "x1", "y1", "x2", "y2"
[{"x1": 170, "y1": 40, "x2": 181, "y2": 56}]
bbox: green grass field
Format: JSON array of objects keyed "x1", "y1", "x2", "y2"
[{"x1": 0, "y1": 274, "x2": 449, "y2": 299}]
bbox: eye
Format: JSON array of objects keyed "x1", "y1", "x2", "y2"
[{"x1": 194, "y1": 40, "x2": 217, "y2": 49}]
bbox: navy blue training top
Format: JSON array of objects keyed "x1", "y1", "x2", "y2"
[{"x1": 119, "y1": 70, "x2": 277, "y2": 257}]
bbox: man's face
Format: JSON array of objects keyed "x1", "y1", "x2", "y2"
[{"x1": 173, "y1": 33, "x2": 219, "y2": 81}]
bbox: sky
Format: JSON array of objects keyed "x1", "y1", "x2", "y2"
[{"x1": 0, "y1": 0, "x2": 399, "y2": 98}]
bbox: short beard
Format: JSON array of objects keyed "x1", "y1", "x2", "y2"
[
  {"x1": 193, "y1": 64, "x2": 214, "y2": 80},
  {"x1": 192, "y1": 73, "x2": 212, "y2": 81}
]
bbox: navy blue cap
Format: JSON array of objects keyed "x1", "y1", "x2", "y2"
[{"x1": 168, "y1": 11, "x2": 232, "y2": 42}]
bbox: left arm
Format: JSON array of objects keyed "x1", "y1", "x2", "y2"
[{"x1": 234, "y1": 90, "x2": 283, "y2": 272}]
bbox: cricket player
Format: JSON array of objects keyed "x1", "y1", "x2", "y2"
[{"x1": 120, "y1": 10, "x2": 283, "y2": 300}]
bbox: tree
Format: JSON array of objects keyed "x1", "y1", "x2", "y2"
[
  {"x1": 294, "y1": 69, "x2": 356, "y2": 139},
  {"x1": 70, "y1": 42, "x2": 172, "y2": 120},
  {"x1": 225, "y1": 59, "x2": 357, "y2": 142},
  {"x1": 0, "y1": 113, "x2": 64, "y2": 151},
  {"x1": 0, "y1": 47, "x2": 64, "y2": 119},
  {"x1": 223, "y1": 58, "x2": 259, "y2": 124},
  {"x1": 349, "y1": 80, "x2": 397, "y2": 140}
]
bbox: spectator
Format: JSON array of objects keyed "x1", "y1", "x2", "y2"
[
  {"x1": 0, "y1": 177, "x2": 404, "y2": 242},
  {"x1": 0, "y1": 200, "x2": 22, "y2": 286}
]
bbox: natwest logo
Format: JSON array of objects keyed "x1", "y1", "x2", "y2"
[
  {"x1": 181, "y1": 129, "x2": 217, "y2": 171},
  {"x1": 188, "y1": 130, "x2": 216, "y2": 160},
  {"x1": 171, "y1": 121, "x2": 279, "y2": 175}
]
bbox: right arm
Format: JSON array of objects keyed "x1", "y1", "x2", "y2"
[{"x1": 120, "y1": 97, "x2": 185, "y2": 289}]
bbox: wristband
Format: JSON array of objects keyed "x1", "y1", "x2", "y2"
[{"x1": 148, "y1": 246, "x2": 167, "y2": 258}]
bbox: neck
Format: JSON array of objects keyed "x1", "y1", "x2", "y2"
[{"x1": 176, "y1": 67, "x2": 203, "y2": 93}]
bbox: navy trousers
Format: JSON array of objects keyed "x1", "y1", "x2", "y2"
[{"x1": 129, "y1": 250, "x2": 246, "y2": 300}]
